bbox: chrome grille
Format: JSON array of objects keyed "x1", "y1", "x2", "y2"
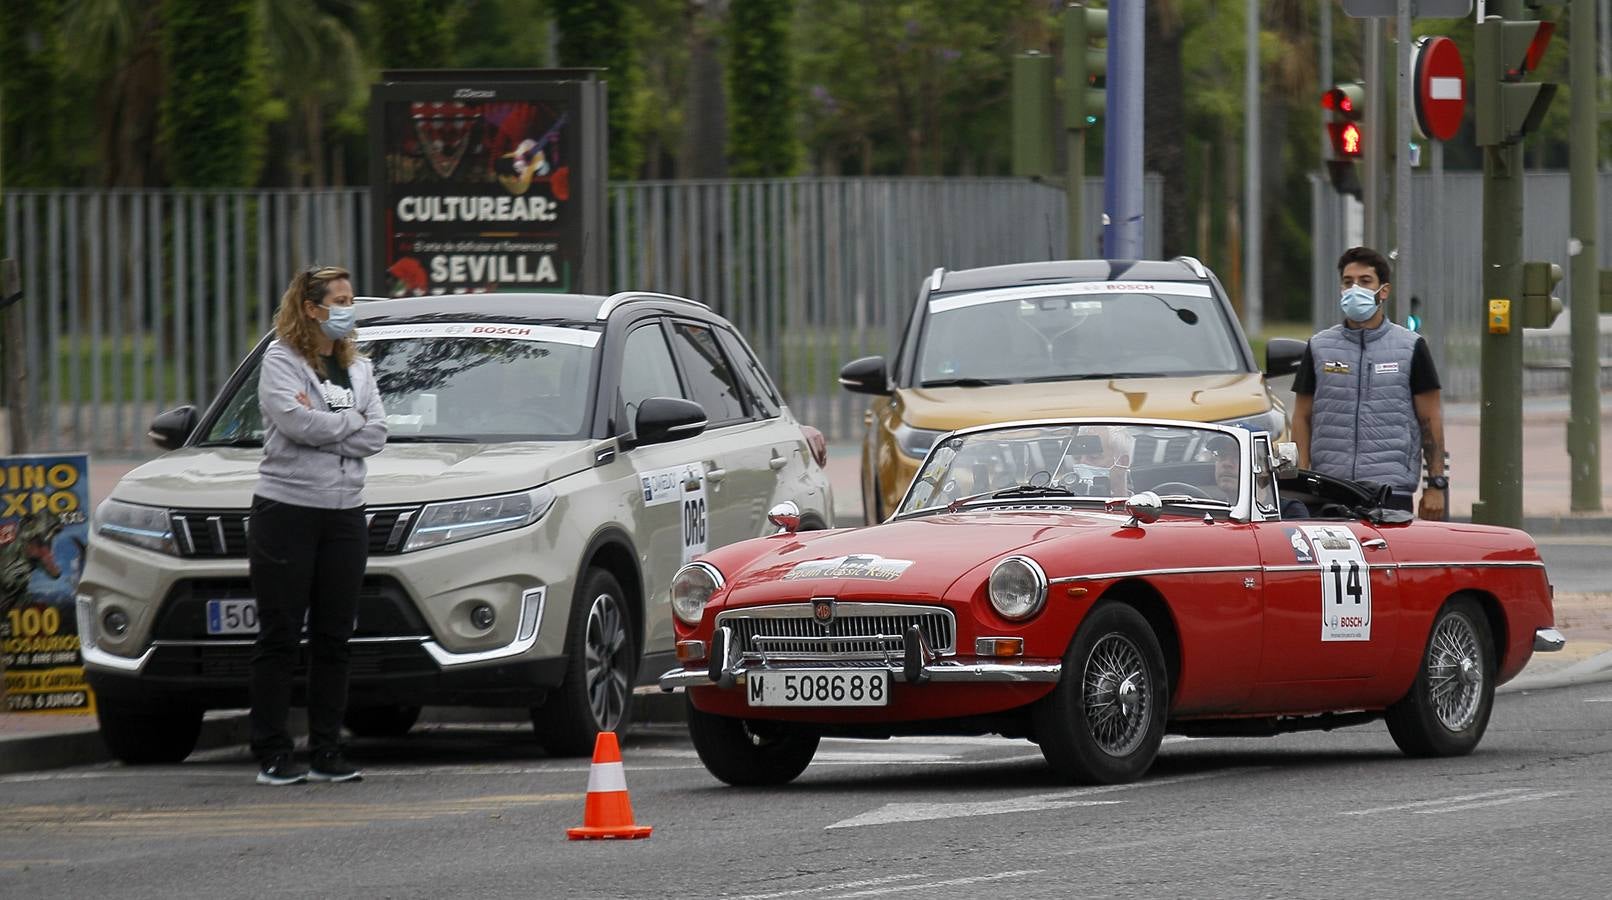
[
  {"x1": 716, "y1": 602, "x2": 955, "y2": 660},
  {"x1": 170, "y1": 505, "x2": 422, "y2": 558}
]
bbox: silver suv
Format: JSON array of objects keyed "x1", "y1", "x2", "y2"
[{"x1": 79, "y1": 292, "x2": 833, "y2": 761}]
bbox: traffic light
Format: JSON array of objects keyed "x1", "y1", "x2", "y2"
[
  {"x1": 1066, "y1": 3, "x2": 1107, "y2": 128},
  {"x1": 1475, "y1": 16, "x2": 1558, "y2": 146},
  {"x1": 1321, "y1": 82, "x2": 1365, "y2": 198},
  {"x1": 1406, "y1": 295, "x2": 1424, "y2": 333},
  {"x1": 1521, "y1": 261, "x2": 1563, "y2": 329}
]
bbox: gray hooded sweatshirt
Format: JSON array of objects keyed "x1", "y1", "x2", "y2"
[{"x1": 255, "y1": 341, "x2": 387, "y2": 509}]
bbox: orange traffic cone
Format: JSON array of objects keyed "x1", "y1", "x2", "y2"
[{"x1": 566, "y1": 731, "x2": 652, "y2": 840}]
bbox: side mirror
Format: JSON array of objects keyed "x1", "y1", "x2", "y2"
[
  {"x1": 148, "y1": 406, "x2": 198, "y2": 451},
  {"x1": 633, "y1": 397, "x2": 707, "y2": 447},
  {"x1": 838, "y1": 355, "x2": 891, "y2": 396},
  {"x1": 767, "y1": 501, "x2": 801, "y2": 534},
  {"x1": 1274, "y1": 441, "x2": 1299, "y2": 475},
  {"x1": 1264, "y1": 338, "x2": 1306, "y2": 377},
  {"x1": 1122, "y1": 491, "x2": 1163, "y2": 527}
]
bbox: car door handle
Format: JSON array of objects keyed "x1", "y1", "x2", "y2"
[
  {"x1": 768, "y1": 453, "x2": 788, "y2": 470},
  {"x1": 1361, "y1": 538, "x2": 1388, "y2": 550},
  {"x1": 705, "y1": 467, "x2": 726, "y2": 483}
]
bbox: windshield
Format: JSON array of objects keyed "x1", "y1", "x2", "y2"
[
  {"x1": 916, "y1": 282, "x2": 1244, "y2": 385},
  {"x1": 897, "y1": 422, "x2": 1244, "y2": 516},
  {"x1": 199, "y1": 322, "x2": 600, "y2": 445}
]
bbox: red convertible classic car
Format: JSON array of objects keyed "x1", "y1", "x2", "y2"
[{"x1": 660, "y1": 418, "x2": 1563, "y2": 786}]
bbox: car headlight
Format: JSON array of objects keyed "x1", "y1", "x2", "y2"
[
  {"x1": 670, "y1": 562, "x2": 724, "y2": 625},
  {"x1": 893, "y1": 422, "x2": 947, "y2": 460},
  {"x1": 988, "y1": 556, "x2": 1047, "y2": 621},
  {"x1": 95, "y1": 499, "x2": 178, "y2": 555},
  {"x1": 403, "y1": 485, "x2": 557, "y2": 552},
  {"x1": 1216, "y1": 407, "x2": 1286, "y2": 438}
]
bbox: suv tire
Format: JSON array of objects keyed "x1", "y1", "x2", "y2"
[
  {"x1": 532, "y1": 567, "x2": 636, "y2": 756},
  {"x1": 97, "y1": 702, "x2": 203, "y2": 765}
]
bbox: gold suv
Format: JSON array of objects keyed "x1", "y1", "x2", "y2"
[{"x1": 839, "y1": 258, "x2": 1303, "y2": 522}]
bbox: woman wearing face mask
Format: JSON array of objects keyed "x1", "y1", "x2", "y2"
[
  {"x1": 248, "y1": 265, "x2": 387, "y2": 785},
  {"x1": 1290, "y1": 246, "x2": 1446, "y2": 519}
]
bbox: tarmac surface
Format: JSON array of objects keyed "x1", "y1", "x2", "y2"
[{"x1": 4, "y1": 392, "x2": 1610, "y2": 774}]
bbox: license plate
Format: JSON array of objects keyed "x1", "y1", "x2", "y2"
[
  {"x1": 746, "y1": 670, "x2": 889, "y2": 707},
  {"x1": 206, "y1": 598, "x2": 259, "y2": 635}
]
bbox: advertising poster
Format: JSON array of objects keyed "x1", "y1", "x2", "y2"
[
  {"x1": 0, "y1": 453, "x2": 95, "y2": 713},
  {"x1": 371, "y1": 71, "x2": 607, "y2": 298}
]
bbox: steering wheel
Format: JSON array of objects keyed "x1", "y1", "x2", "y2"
[{"x1": 1147, "y1": 481, "x2": 1212, "y2": 499}]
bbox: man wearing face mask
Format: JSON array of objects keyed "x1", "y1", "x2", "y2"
[
  {"x1": 248, "y1": 264, "x2": 386, "y2": 785},
  {"x1": 1290, "y1": 247, "x2": 1446, "y2": 519}
]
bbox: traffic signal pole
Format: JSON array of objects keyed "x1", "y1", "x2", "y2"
[
  {"x1": 1104, "y1": 0, "x2": 1144, "y2": 259},
  {"x1": 1569, "y1": 0, "x2": 1603, "y2": 511},
  {"x1": 1394, "y1": 0, "x2": 1413, "y2": 324}
]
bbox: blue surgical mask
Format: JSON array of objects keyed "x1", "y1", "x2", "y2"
[
  {"x1": 319, "y1": 303, "x2": 357, "y2": 340},
  {"x1": 1339, "y1": 285, "x2": 1380, "y2": 322}
]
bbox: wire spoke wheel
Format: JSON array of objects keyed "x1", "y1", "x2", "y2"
[
  {"x1": 584, "y1": 592, "x2": 630, "y2": 731},
  {"x1": 1427, "y1": 611, "x2": 1483, "y2": 732},
  {"x1": 1081, "y1": 633, "x2": 1151, "y2": 758}
]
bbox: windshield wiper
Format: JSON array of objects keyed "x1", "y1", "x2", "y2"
[
  {"x1": 1153, "y1": 494, "x2": 1231, "y2": 507},
  {"x1": 919, "y1": 377, "x2": 1013, "y2": 388},
  {"x1": 385, "y1": 434, "x2": 481, "y2": 444},
  {"x1": 943, "y1": 483, "x2": 1083, "y2": 512},
  {"x1": 1019, "y1": 372, "x2": 1170, "y2": 384},
  {"x1": 195, "y1": 436, "x2": 262, "y2": 447}
]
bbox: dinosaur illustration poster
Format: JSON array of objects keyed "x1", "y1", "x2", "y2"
[{"x1": 1, "y1": 454, "x2": 94, "y2": 713}]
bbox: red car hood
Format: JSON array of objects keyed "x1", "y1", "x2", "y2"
[{"x1": 716, "y1": 508, "x2": 1133, "y2": 605}]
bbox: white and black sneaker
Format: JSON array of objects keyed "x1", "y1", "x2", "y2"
[
  {"x1": 256, "y1": 754, "x2": 309, "y2": 786},
  {"x1": 308, "y1": 750, "x2": 363, "y2": 783}
]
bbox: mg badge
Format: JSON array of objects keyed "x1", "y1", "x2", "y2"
[{"x1": 812, "y1": 598, "x2": 836, "y2": 628}]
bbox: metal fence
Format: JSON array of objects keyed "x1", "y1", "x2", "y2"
[
  {"x1": 1311, "y1": 170, "x2": 1612, "y2": 402},
  {"x1": 1, "y1": 177, "x2": 1162, "y2": 455}
]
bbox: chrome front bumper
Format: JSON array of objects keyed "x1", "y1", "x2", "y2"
[
  {"x1": 658, "y1": 624, "x2": 1061, "y2": 691},
  {"x1": 1534, "y1": 627, "x2": 1567, "y2": 652}
]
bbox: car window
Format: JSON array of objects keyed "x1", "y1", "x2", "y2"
[
  {"x1": 916, "y1": 282, "x2": 1245, "y2": 385},
  {"x1": 715, "y1": 327, "x2": 780, "y2": 418},
  {"x1": 670, "y1": 322, "x2": 749, "y2": 425},
  {"x1": 619, "y1": 322, "x2": 685, "y2": 423}
]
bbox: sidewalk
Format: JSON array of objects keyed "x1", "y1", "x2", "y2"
[{"x1": 6, "y1": 391, "x2": 1608, "y2": 776}]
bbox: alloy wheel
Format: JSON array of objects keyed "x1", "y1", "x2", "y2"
[{"x1": 584, "y1": 592, "x2": 630, "y2": 731}]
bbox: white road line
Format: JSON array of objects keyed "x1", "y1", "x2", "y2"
[
  {"x1": 723, "y1": 874, "x2": 930, "y2": 900},
  {"x1": 829, "y1": 870, "x2": 1044, "y2": 898},
  {"x1": 1340, "y1": 788, "x2": 1529, "y2": 816},
  {"x1": 1584, "y1": 697, "x2": 1612, "y2": 703},
  {"x1": 825, "y1": 768, "x2": 1251, "y2": 830},
  {"x1": 1414, "y1": 791, "x2": 1567, "y2": 814}
]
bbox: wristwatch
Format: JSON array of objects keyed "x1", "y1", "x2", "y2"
[{"x1": 1425, "y1": 475, "x2": 1449, "y2": 490}]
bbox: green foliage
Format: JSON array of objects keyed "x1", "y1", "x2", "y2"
[
  {"x1": 453, "y1": 0, "x2": 550, "y2": 68},
  {"x1": 727, "y1": 0, "x2": 799, "y2": 177},
  {"x1": 159, "y1": 0, "x2": 268, "y2": 187},
  {"x1": 0, "y1": 0, "x2": 71, "y2": 187},
  {"x1": 370, "y1": 0, "x2": 459, "y2": 68},
  {"x1": 552, "y1": 0, "x2": 641, "y2": 179}
]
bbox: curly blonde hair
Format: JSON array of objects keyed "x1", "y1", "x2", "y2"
[{"x1": 274, "y1": 265, "x2": 357, "y2": 377}]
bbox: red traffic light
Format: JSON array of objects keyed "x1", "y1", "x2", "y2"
[{"x1": 1327, "y1": 122, "x2": 1364, "y2": 158}]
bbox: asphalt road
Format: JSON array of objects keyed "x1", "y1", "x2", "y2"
[
  {"x1": 3, "y1": 680, "x2": 1610, "y2": 899},
  {"x1": 1534, "y1": 537, "x2": 1612, "y2": 595}
]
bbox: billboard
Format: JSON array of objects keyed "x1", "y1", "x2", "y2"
[
  {"x1": 370, "y1": 69, "x2": 608, "y2": 297},
  {"x1": 1, "y1": 453, "x2": 95, "y2": 713}
]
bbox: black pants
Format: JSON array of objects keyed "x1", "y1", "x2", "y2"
[{"x1": 247, "y1": 496, "x2": 367, "y2": 762}]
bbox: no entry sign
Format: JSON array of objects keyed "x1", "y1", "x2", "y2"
[{"x1": 1413, "y1": 36, "x2": 1466, "y2": 142}]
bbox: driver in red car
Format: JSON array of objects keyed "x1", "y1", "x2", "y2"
[{"x1": 1208, "y1": 433, "x2": 1309, "y2": 518}]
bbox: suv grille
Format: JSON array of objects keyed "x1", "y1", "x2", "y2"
[
  {"x1": 152, "y1": 576, "x2": 430, "y2": 640},
  {"x1": 170, "y1": 505, "x2": 421, "y2": 558},
  {"x1": 716, "y1": 602, "x2": 956, "y2": 660}
]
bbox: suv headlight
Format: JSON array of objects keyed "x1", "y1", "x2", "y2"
[
  {"x1": 403, "y1": 486, "x2": 557, "y2": 552},
  {"x1": 670, "y1": 562, "x2": 724, "y2": 625},
  {"x1": 95, "y1": 499, "x2": 178, "y2": 555},
  {"x1": 1216, "y1": 407, "x2": 1286, "y2": 438},
  {"x1": 988, "y1": 556, "x2": 1047, "y2": 620},
  {"x1": 893, "y1": 422, "x2": 946, "y2": 460}
]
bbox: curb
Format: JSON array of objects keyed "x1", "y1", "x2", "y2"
[{"x1": 1499, "y1": 649, "x2": 1612, "y2": 694}]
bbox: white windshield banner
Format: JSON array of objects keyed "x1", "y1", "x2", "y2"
[
  {"x1": 929, "y1": 280, "x2": 1213, "y2": 313},
  {"x1": 357, "y1": 322, "x2": 600, "y2": 347}
]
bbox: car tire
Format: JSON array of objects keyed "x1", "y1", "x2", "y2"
[
  {"x1": 1385, "y1": 596, "x2": 1495, "y2": 758},
  {"x1": 532, "y1": 568, "x2": 636, "y2": 757},
  {"x1": 1034, "y1": 602, "x2": 1169, "y2": 785},
  {"x1": 686, "y1": 698, "x2": 820, "y2": 786},
  {"x1": 96, "y1": 702, "x2": 203, "y2": 765},
  {"x1": 343, "y1": 705, "x2": 422, "y2": 738}
]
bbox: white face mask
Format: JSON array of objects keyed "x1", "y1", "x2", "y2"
[
  {"x1": 1339, "y1": 285, "x2": 1380, "y2": 322},
  {"x1": 319, "y1": 303, "x2": 357, "y2": 340}
]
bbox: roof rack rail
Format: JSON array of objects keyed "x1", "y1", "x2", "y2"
[
  {"x1": 596, "y1": 291, "x2": 712, "y2": 320},
  {"x1": 929, "y1": 267, "x2": 946, "y2": 292},
  {"x1": 1172, "y1": 256, "x2": 1209, "y2": 279}
]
